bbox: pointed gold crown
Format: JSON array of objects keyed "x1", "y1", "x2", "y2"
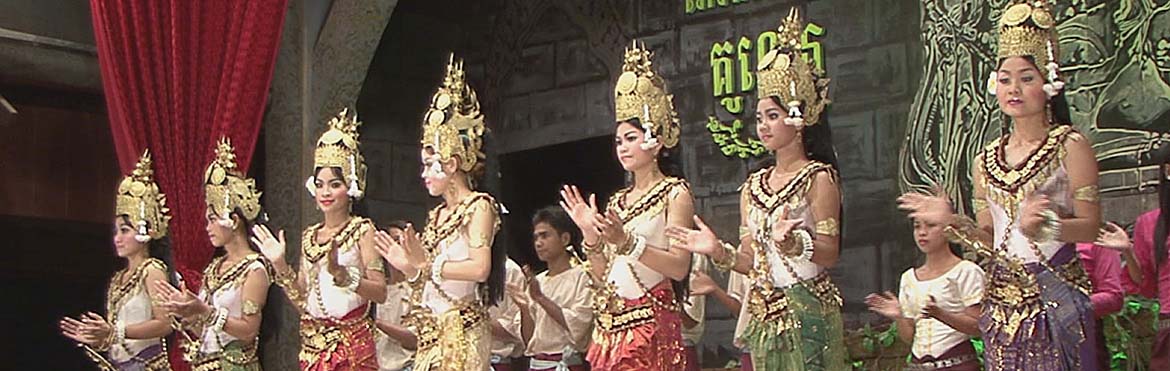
[
  {"x1": 421, "y1": 54, "x2": 486, "y2": 172},
  {"x1": 613, "y1": 41, "x2": 681, "y2": 148},
  {"x1": 996, "y1": 0, "x2": 1058, "y2": 76},
  {"x1": 115, "y1": 150, "x2": 170, "y2": 240},
  {"x1": 756, "y1": 7, "x2": 831, "y2": 126},
  {"x1": 204, "y1": 137, "x2": 263, "y2": 221},
  {"x1": 314, "y1": 108, "x2": 367, "y2": 198}
]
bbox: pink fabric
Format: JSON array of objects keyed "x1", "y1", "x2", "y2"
[
  {"x1": 683, "y1": 345, "x2": 699, "y2": 371},
  {"x1": 1076, "y1": 243, "x2": 1125, "y2": 317},
  {"x1": 1120, "y1": 209, "x2": 1170, "y2": 314}
]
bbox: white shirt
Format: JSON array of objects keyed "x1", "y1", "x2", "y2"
[
  {"x1": 375, "y1": 282, "x2": 414, "y2": 371},
  {"x1": 489, "y1": 259, "x2": 525, "y2": 358},
  {"x1": 898, "y1": 260, "x2": 985, "y2": 358}
]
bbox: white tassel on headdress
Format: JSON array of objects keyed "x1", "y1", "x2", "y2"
[
  {"x1": 135, "y1": 220, "x2": 151, "y2": 243},
  {"x1": 987, "y1": 71, "x2": 999, "y2": 96},
  {"x1": 1042, "y1": 61, "x2": 1065, "y2": 97},
  {"x1": 346, "y1": 154, "x2": 363, "y2": 198},
  {"x1": 217, "y1": 190, "x2": 236, "y2": 228},
  {"x1": 134, "y1": 203, "x2": 151, "y2": 242},
  {"x1": 784, "y1": 81, "x2": 805, "y2": 127},
  {"x1": 304, "y1": 176, "x2": 316, "y2": 197},
  {"x1": 638, "y1": 104, "x2": 660, "y2": 150},
  {"x1": 1041, "y1": 42, "x2": 1064, "y2": 97}
]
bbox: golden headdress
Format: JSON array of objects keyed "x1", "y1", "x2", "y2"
[
  {"x1": 421, "y1": 54, "x2": 486, "y2": 172},
  {"x1": 613, "y1": 41, "x2": 681, "y2": 149},
  {"x1": 115, "y1": 150, "x2": 170, "y2": 242},
  {"x1": 756, "y1": 7, "x2": 831, "y2": 127},
  {"x1": 204, "y1": 137, "x2": 263, "y2": 223},
  {"x1": 313, "y1": 108, "x2": 367, "y2": 198},
  {"x1": 992, "y1": 0, "x2": 1064, "y2": 96}
]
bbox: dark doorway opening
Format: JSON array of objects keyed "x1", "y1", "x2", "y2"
[{"x1": 498, "y1": 136, "x2": 625, "y2": 270}]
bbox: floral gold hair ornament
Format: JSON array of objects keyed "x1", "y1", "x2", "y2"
[
  {"x1": 756, "y1": 7, "x2": 831, "y2": 127},
  {"x1": 311, "y1": 108, "x2": 366, "y2": 199},
  {"x1": 116, "y1": 150, "x2": 171, "y2": 242},
  {"x1": 614, "y1": 40, "x2": 681, "y2": 150},
  {"x1": 204, "y1": 137, "x2": 263, "y2": 227}
]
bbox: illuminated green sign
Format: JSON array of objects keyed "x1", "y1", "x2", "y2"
[
  {"x1": 686, "y1": 0, "x2": 750, "y2": 14},
  {"x1": 707, "y1": 23, "x2": 825, "y2": 158}
]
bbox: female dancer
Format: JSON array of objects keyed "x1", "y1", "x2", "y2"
[
  {"x1": 156, "y1": 138, "x2": 271, "y2": 370},
  {"x1": 559, "y1": 41, "x2": 694, "y2": 370},
  {"x1": 60, "y1": 150, "x2": 174, "y2": 371},
  {"x1": 866, "y1": 218, "x2": 984, "y2": 371},
  {"x1": 253, "y1": 110, "x2": 388, "y2": 370},
  {"x1": 1097, "y1": 142, "x2": 1170, "y2": 368},
  {"x1": 373, "y1": 54, "x2": 506, "y2": 371},
  {"x1": 666, "y1": 9, "x2": 846, "y2": 370},
  {"x1": 897, "y1": 1, "x2": 1102, "y2": 369}
]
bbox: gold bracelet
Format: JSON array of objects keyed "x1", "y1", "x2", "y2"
[
  {"x1": 944, "y1": 216, "x2": 992, "y2": 258},
  {"x1": 582, "y1": 239, "x2": 601, "y2": 254},
  {"x1": 712, "y1": 242, "x2": 738, "y2": 271},
  {"x1": 614, "y1": 233, "x2": 635, "y2": 255},
  {"x1": 274, "y1": 268, "x2": 303, "y2": 302}
]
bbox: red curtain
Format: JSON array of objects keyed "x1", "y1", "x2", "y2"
[{"x1": 89, "y1": 0, "x2": 287, "y2": 366}]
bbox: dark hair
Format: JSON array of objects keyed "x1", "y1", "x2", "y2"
[
  {"x1": 1151, "y1": 143, "x2": 1170, "y2": 267},
  {"x1": 765, "y1": 96, "x2": 840, "y2": 170},
  {"x1": 485, "y1": 215, "x2": 508, "y2": 307},
  {"x1": 995, "y1": 56, "x2": 1074, "y2": 137},
  {"x1": 1155, "y1": 171, "x2": 1168, "y2": 267},
  {"x1": 115, "y1": 216, "x2": 179, "y2": 287},
  {"x1": 384, "y1": 220, "x2": 411, "y2": 232},
  {"x1": 616, "y1": 118, "x2": 685, "y2": 179},
  {"x1": 532, "y1": 206, "x2": 584, "y2": 261},
  {"x1": 314, "y1": 166, "x2": 370, "y2": 217}
]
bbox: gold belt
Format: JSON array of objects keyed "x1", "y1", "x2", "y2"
[
  {"x1": 595, "y1": 300, "x2": 655, "y2": 333},
  {"x1": 300, "y1": 313, "x2": 371, "y2": 355},
  {"x1": 748, "y1": 273, "x2": 839, "y2": 321},
  {"x1": 417, "y1": 304, "x2": 487, "y2": 350},
  {"x1": 191, "y1": 341, "x2": 258, "y2": 371},
  {"x1": 747, "y1": 286, "x2": 791, "y2": 323}
]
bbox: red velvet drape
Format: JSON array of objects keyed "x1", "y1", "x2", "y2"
[{"x1": 89, "y1": 0, "x2": 287, "y2": 367}]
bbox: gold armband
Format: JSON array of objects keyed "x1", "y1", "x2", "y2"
[
  {"x1": 814, "y1": 218, "x2": 839, "y2": 237},
  {"x1": 366, "y1": 258, "x2": 385, "y2": 273},
  {"x1": 1073, "y1": 185, "x2": 1099, "y2": 202},
  {"x1": 972, "y1": 198, "x2": 989, "y2": 214},
  {"x1": 242, "y1": 299, "x2": 260, "y2": 316}
]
